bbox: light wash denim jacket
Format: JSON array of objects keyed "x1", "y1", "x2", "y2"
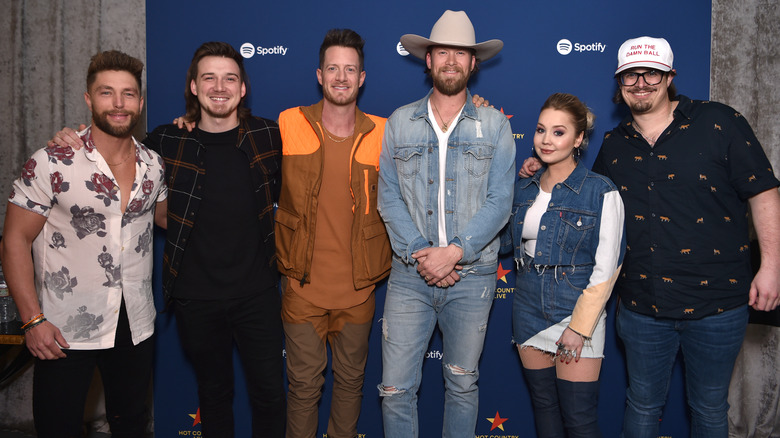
[
  {"x1": 501, "y1": 161, "x2": 621, "y2": 267},
  {"x1": 378, "y1": 89, "x2": 515, "y2": 276}
]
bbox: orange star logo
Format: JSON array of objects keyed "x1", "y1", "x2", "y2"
[
  {"x1": 189, "y1": 407, "x2": 201, "y2": 426},
  {"x1": 496, "y1": 262, "x2": 511, "y2": 284},
  {"x1": 487, "y1": 411, "x2": 509, "y2": 431},
  {"x1": 500, "y1": 108, "x2": 514, "y2": 119}
]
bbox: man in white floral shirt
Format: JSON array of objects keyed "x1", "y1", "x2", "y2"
[{"x1": 1, "y1": 50, "x2": 167, "y2": 438}]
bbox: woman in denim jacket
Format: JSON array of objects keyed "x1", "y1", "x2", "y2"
[{"x1": 505, "y1": 93, "x2": 625, "y2": 437}]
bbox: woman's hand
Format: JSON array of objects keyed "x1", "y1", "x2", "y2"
[{"x1": 555, "y1": 326, "x2": 585, "y2": 364}]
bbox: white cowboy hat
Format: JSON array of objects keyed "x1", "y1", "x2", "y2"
[{"x1": 400, "y1": 10, "x2": 503, "y2": 61}]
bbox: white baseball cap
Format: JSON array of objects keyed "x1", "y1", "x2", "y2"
[{"x1": 615, "y1": 36, "x2": 674, "y2": 75}]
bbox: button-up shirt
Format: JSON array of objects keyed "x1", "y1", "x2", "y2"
[
  {"x1": 144, "y1": 116, "x2": 282, "y2": 297},
  {"x1": 593, "y1": 95, "x2": 779, "y2": 319},
  {"x1": 9, "y1": 127, "x2": 168, "y2": 348}
]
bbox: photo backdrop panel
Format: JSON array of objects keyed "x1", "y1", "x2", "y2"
[{"x1": 147, "y1": 1, "x2": 711, "y2": 436}]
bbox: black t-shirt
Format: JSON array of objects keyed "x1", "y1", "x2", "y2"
[{"x1": 173, "y1": 127, "x2": 274, "y2": 299}]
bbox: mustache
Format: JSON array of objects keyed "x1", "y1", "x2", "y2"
[
  {"x1": 627, "y1": 84, "x2": 657, "y2": 92},
  {"x1": 437, "y1": 66, "x2": 464, "y2": 73}
]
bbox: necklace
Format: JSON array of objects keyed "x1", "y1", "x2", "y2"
[
  {"x1": 634, "y1": 108, "x2": 674, "y2": 146},
  {"x1": 323, "y1": 127, "x2": 354, "y2": 143},
  {"x1": 431, "y1": 100, "x2": 462, "y2": 133},
  {"x1": 105, "y1": 152, "x2": 133, "y2": 166}
]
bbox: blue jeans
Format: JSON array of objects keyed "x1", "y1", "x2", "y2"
[
  {"x1": 616, "y1": 302, "x2": 748, "y2": 438},
  {"x1": 379, "y1": 260, "x2": 496, "y2": 438}
]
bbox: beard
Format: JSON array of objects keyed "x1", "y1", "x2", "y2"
[
  {"x1": 431, "y1": 67, "x2": 470, "y2": 96},
  {"x1": 92, "y1": 108, "x2": 140, "y2": 138},
  {"x1": 623, "y1": 86, "x2": 658, "y2": 114},
  {"x1": 201, "y1": 104, "x2": 238, "y2": 120},
  {"x1": 199, "y1": 95, "x2": 240, "y2": 120},
  {"x1": 322, "y1": 84, "x2": 358, "y2": 107}
]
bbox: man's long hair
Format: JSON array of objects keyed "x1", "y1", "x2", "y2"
[{"x1": 184, "y1": 42, "x2": 251, "y2": 122}]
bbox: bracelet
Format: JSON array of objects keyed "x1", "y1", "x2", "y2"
[
  {"x1": 23, "y1": 317, "x2": 47, "y2": 333},
  {"x1": 566, "y1": 325, "x2": 592, "y2": 341},
  {"x1": 21, "y1": 313, "x2": 45, "y2": 330}
]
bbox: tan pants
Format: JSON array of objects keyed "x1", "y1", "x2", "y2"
[{"x1": 282, "y1": 280, "x2": 375, "y2": 438}]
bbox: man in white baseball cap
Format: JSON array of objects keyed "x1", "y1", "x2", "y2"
[
  {"x1": 517, "y1": 34, "x2": 780, "y2": 438},
  {"x1": 595, "y1": 36, "x2": 780, "y2": 438},
  {"x1": 377, "y1": 10, "x2": 515, "y2": 438}
]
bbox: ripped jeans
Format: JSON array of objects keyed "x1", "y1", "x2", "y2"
[{"x1": 379, "y1": 258, "x2": 496, "y2": 438}]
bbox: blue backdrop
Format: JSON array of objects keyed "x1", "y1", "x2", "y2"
[{"x1": 146, "y1": 1, "x2": 712, "y2": 436}]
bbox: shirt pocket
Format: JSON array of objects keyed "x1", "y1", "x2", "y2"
[
  {"x1": 167, "y1": 165, "x2": 200, "y2": 193},
  {"x1": 393, "y1": 145, "x2": 424, "y2": 178},
  {"x1": 463, "y1": 144, "x2": 495, "y2": 177},
  {"x1": 557, "y1": 211, "x2": 597, "y2": 254}
]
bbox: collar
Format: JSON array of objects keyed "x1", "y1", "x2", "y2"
[
  {"x1": 618, "y1": 94, "x2": 694, "y2": 135},
  {"x1": 79, "y1": 125, "x2": 151, "y2": 165},
  {"x1": 300, "y1": 100, "x2": 376, "y2": 138},
  {"x1": 518, "y1": 160, "x2": 589, "y2": 195}
]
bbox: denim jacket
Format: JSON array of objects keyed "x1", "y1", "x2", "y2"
[
  {"x1": 378, "y1": 89, "x2": 515, "y2": 275},
  {"x1": 501, "y1": 161, "x2": 626, "y2": 336},
  {"x1": 502, "y1": 161, "x2": 622, "y2": 267}
]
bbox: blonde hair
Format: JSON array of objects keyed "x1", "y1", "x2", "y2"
[{"x1": 540, "y1": 93, "x2": 595, "y2": 150}]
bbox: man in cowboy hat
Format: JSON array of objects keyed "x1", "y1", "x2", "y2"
[{"x1": 377, "y1": 10, "x2": 515, "y2": 438}]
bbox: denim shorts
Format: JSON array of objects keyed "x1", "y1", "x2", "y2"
[{"x1": 512, "y1": 255, "x2": 606, "y2": 357}]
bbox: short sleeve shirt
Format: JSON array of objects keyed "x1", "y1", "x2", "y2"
[
  {"x1": 8, "y1": 127, "x2": 168, "y2": 349},
  {"x1": 592, "y1": 96, "x2": 779, "y2": 319}
]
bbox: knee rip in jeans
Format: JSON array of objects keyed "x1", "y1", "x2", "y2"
[
  {"x1": 378, "y1": 384, "x2": 405, "y2": 397},
  {"x1": 380, "y1": 317, "x2": 388, "y2": 340},
  {"x1": 445, "y1": 363, "x2": 476, "y2": 376}
]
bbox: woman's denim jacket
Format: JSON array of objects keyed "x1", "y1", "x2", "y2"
[
  {"x1": 378, "y1": 89, "x2": 516, "y2": 276},
  {"x1": 502, "y1": 161, "x2": 618, "y2": 267}
]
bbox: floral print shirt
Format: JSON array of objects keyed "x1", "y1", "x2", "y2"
[{"x1": 8, "y1": 126, "x2": 168, "y2": 349}]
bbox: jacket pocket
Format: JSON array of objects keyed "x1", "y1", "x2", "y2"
[
  {"x1": 360, "y1": 220, "x2": 392, "y2": 281},
  {"x1": 463, "y1": 144, "x2": 495, "y2": 177},
  {"x1": 557, "y1": 211, "x2": 597, "y2": 254},
  {"x1": 274, "y1": 207, "x2": 301, "y2": 270},
  {"x1": 393, "y1": 145, "x2": 424, "y2": 178}
]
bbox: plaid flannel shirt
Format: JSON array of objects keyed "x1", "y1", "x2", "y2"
[{"x1": 144, "y1": 116, "x2": 282, "y2": 298}]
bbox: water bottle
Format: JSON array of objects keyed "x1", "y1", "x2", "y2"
[{"x1": 0, "y1": 263, "x2": 18, "y2": 323}]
